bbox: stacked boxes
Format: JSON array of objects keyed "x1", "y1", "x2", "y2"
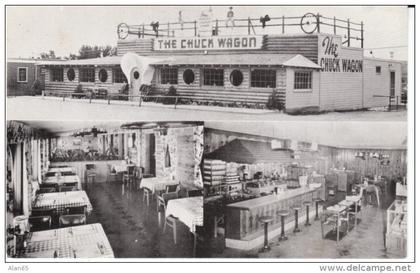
[{"x1": 203, "y1": 159, "x2": 226, "y2": 186}]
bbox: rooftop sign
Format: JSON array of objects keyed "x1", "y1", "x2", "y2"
[{"x1": 153, "y1": 35, "x2": 263, "y2": 51}]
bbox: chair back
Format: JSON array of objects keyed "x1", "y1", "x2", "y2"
[
  {"x1": 31, "y1": 208, "x2": 57, "y2": 217},
  {"x1": 37, "y1": 187, "x2": 57, "y2": 194},
  {"x1": 166, "y1": 184, "x2": 179, "y2": 194},
  {"x1": 59, "y1": 185, "x2": 77, "y2": 192},
  {"x1": 127, "y1": 166, "x2": 135, "y2": 175},
  {"x1": 187, "y1": 189, "x2": 203, "y2": 197},
  {"x1": 40, "y1": 183, "x2": 58, "y2": 189},
  {"x1": 162, "y1": 192, "x2": 179, "y2": 203},
  {"x1": 29, "y1": 216, "x2": 52, "y2": 232},
  {"x1": 157, "y1": 196, "x2": 166, "y2": 212},
  {"x1": 45, "y1": 172, "x2": 57, "y2": 177},
  {"x1": 66, "y1": 205, "x2": 87, "y2": 215},
  {"x1": 63, "y1": 182, "x2": 78, "y2": 188},
  {"x1": 61, "y1": 171, "x2": 75, "y2": 176},
  {"x1": 59, "y1": 214, "x2": 86, "y2": 227}
]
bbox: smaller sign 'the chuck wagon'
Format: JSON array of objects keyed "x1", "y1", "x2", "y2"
[
  {"x1": 154, "y1": 35, "x2": 263, "y2": 51},
  {"x1": 319, "y1": 35, "x2": 363, "y2": 73}
]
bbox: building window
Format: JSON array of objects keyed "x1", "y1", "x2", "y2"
[
  {"x1": 203, "y1": 69, "x2": 224, "y2": 86},
  {"x1": 183, "y1": 69, "x2": 195, "y2": 85},
  {"x1": 51, "y1": 68, "x2": 64, "y2": 82},
  {"x1": 230, "y1": 70, "x2": 243, "y2": 86},
  {"x1": 17, "y1": 67, "x2": 28, "y2": 83},
  {"x1": 112, "y1": 67, "x2": 127, "y2": 83},
  {"x1": 79, "y1": 67, "x2": 95, "y2": 82},
  {"x1": 67, "y1": 68, "x2": 75, "y2": 81},
  {"x1": 294, "y1": 71, "x2": 312, "y2": 90},
  {"x1": 376, "y1": 66, "x2": 381, "y2": 74},
  {"x1": 99, "y1": 68, "x2": 108, "y2": 83},
  {"x1": 160, "y1": 67, "x2": 178, "y2": 84},
  {"x1": 251, "y1": 69, "x2": 276, "y2": 88}
]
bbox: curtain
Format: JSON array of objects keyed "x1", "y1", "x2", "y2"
[{"x1": 193, "y1": 126, "x2": 204, "y2": 188}]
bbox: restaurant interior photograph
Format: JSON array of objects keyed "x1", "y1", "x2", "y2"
[
  {"x1": 202, "y1": 121, "x2": 407, "y2": 259},
  {"x1": 6, "y1": 120, "x2": 204, "y2": 258}
]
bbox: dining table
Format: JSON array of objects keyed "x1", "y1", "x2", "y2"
[
  {"x1": 165, "y1": 196, "x2": 203, "y2": 233},
  {"x1": 322, "y1": 204, "x2": 349, "y2": 243},
  {"x1": 32, "y1": 191, "x2": 93, "y2": 214},
  {"x1": 16, "y1": 224, "x2": 114, "y2": 258},
  {"x1": 140, "y1": 177, "x2": 179, "y2": 194},
  {"x1": 43, "y1": 175, "x2": 80, "y2": 188}
]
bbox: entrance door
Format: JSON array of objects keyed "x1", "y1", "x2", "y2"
[
  {"x1": 390, "y1": 71, "x2": 396, "y2": 97},
  {"x1": 144, "y1": 133, "x2": 156, "y2": 177}
]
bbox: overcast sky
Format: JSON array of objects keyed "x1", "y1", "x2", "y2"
[{"x1": 6, "y1": 5, "x2": 409, "y2": 60}]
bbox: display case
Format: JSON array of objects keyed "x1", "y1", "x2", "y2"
[{"x1": 386, "y1": 200, "x2": 407, "y2": 255}]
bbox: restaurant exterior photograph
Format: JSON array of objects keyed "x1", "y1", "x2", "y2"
[{"x1": 3, "y1": 3, "x2": 414, "y2": 270}]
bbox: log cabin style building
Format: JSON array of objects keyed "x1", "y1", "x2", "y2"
[{"x1": 37, "y1": 13, "x2": 404, "y2": 113}]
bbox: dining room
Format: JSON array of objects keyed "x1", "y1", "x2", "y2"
[{"x1": 6, "y1": 120, "x2": 204, "y2": 259}]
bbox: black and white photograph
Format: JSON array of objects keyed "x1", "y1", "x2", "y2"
[
  {"x1": 6, "y1": 120, "x2": 204, "y2": 258},
  {"x1": 202, "y1": 121, "x2": 407, "y2": 259},
  {"x1": 3, "y1": 2, "x2": 415, "y2": 272}
]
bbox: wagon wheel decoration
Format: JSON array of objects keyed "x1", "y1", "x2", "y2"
[
  {"x1": 117, "y1": 23, "x2": 130, "y2": 39},
  {"x1": 300, "y1": 13, "x2": 319, "y2": 34}
]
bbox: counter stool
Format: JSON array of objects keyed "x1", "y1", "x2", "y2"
[
  {"x1": 143, "y1": 188, "x2": 151, "y2": 207},
  {"x1": 313, "y1": 198, "x2": 324, "y2": 221},
  {"x1": 259, "y1": 216, "x2": 274, "y2": 253},
  {"x1": 303, "y1": 201, "x2": 312, "y2": 226},
  {"x1": 277, "y1": 210, "x2": 290, "y2": 241},
  {"x1": 292, "y1": 206, "x2": 301, "y2": 233}
]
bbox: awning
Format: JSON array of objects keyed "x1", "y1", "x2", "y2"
[
  {"x1": 151, "y1": 53, "x2": 320, "y2": 69},
  {"x1": 206, "y1": 139, "x2": 293, "y2": 164},
  {"x1": 37, "y1": 56, "x2": 122, "y2": 66}
]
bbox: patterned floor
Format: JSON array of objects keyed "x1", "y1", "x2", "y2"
[{"x1": 84, "y1": 182, "x2": 199, "y2": 258}]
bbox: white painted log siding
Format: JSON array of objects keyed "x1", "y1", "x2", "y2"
[
  {"x1": 318, "y1": 47, "x2": 364, "y2": 111},
  {"x1": 43, "y1": 66, "x2": 125, "y2": 94},
  {"x1": 284, "y1": 68, "x2": 320, "y2": 112},
  {"x1": 363, "y1": 59, "x2": 402, "y2": 108},
  {"x1": 153, "y1": 66, "x2": 286, "y2": 105}
]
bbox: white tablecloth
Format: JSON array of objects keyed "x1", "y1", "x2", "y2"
[
  {"x1": 112, "y1": 164, "x2": 134, "y2": 173},
  {"x1": 140, "y1": 177, "x2": 178, "y2": 193},
  {"x1": 43, "y1": 175, "x2": 80, "y2": 186},
  {"x1": 18, "y1": 224, "x2": 114, "y2": 258},
  {"x1": 165, "y1": 196, "x2": 203, "y2": 233},
  {"x1": 33, "y1": 191, "x2": 93, "y2": 214},
  {"x1": 48, "y1": 167, "x2": 75, "y2": 173}
]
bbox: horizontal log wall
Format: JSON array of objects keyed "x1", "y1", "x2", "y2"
[
  {"x1": 42, "y1": 66, "x2": 125, "y2": 94},
  {"x1": 116, "y1": 35, "x2": 319, "y2": 63},
  {"x1": 153, "y1": 66, "x2": 286, "y2": 105}
]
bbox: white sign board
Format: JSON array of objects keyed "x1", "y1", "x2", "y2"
[
  {"x1": 318, "y1": 34, "x2": 363, "y2": 73},
  {"x1": 154, "y1": 35, "x2": 263, "y2": 51}
]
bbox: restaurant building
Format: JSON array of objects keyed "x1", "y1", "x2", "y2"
[
  {"x1": 37, "y1": 13, "x2": 404, "y2": 113},
  {"x1": 6, "y1": 120, "x2": 204, "y2": 258}
]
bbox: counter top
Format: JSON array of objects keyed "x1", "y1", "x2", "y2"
[{"x1": 227, "y1": 183, "x2": 322, "y2": 210}]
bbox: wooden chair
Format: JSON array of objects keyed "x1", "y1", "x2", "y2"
[
  {"x1": 143, "y1": 188, "x2": 152, "y2": 207},
  {"x1": 59, "y1": 185, "x2": 77, "y2": 192},
  {"x1": 107, "y1": 164, "x2": 118, "y2": 183},
  {"x1": 163, "y1": 215, "x2": 178, "y2": 244},
  {"x1": 29, "y1": 216, "x2": 52, "y2": 231},
  {"x1": 59, "y1": 214, "x2": 86, "y2": 227},
  {"x1": 37, "y1": 187, "x2": 57, "y2": 194},
  {"x1": 66, "y1": 205, "x2": 87, "y2": 215},
  {"x1": 123, "y1": 166, "x2": 135, "y2": 184},
  {"x1": 187, "y1": 189, "x2": 203, "y2": 197}
]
